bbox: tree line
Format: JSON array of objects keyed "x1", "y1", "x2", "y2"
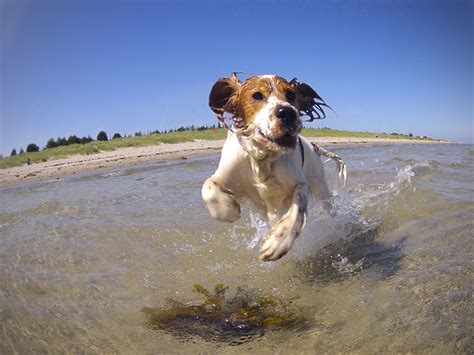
[{"x1": 8, "y1": 124, "x2": 220, "y2": 157}]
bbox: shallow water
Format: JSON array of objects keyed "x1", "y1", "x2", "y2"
[{"x1": 0, "y1": 144, "x2": 472, "y2": 353}]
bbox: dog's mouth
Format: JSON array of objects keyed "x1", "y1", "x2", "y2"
[{"x1": 258, "y1": 129, "x2": 298, "y2": 149}]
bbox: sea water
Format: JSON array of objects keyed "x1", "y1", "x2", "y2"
[{"x1": 0, "y1": 143, "x2": 472, "y2": 353}]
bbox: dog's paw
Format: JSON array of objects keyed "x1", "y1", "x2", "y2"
[
  {"x1": 209, "y1": 192, "x2": 240, "y2": 223},
  {"x1": 259, "y1": 219, "x2": 297, "y2": 261},
  {"x1": 202, "y1": 179, "x2": 241, "y2": 223}
]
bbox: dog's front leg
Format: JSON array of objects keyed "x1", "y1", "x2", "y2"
[
  {"x1": 202, "y1": 176, "x2": 241, "y2": 223},
  {"x1": 259, "y1": 183, "x2": 309, "y2": 261}
]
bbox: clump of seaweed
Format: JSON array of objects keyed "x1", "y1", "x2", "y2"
[{"x1": 142, "y1": 284, "x2": 308, "y2": 344}]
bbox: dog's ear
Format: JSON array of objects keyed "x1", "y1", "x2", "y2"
[
  {"x1": 209, "y1": 73, "x2": 242, "y2": 124},
  {"x1": 290, "y1": 78, "x2": 331, "y2": 121}
]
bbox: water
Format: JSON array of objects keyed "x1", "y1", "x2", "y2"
[{"x1": 0, "y1": 144, "x2": 472, "y2": 353}]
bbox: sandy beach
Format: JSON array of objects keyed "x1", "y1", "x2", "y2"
[{"x1": 0, "y1": 137, "x2": 452, "y2": 186}]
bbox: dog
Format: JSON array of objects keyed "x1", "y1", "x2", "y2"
[{"x1": 202, "y1": 73, "x2": 346, "y2": 261}]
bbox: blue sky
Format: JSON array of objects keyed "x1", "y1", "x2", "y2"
[{"x1": 1, "y1": 0, "x2": 472, "y2": 155}]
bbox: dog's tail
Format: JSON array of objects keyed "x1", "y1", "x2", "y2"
[{"x1": 312, "y1": 143, "x2": 347, "y2": 187}]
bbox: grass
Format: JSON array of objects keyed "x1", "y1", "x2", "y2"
[{"x1": 0, "y1": 128, "x2": 430, "y2": 169}]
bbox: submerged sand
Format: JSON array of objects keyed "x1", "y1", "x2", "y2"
[{"x1": 0, "y1": 137, "x2": 451, "y2": 186}]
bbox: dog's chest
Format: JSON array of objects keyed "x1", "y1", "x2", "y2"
[{"x1": 249, "y1": 158, "x2": 290, "y2": 203}]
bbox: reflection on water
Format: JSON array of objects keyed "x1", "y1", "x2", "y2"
[{"x1": 0, "y1": 144, "x2": 472, "y2": 353}]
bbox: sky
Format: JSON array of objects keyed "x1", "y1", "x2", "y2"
[{"x1": 1, "y1": 0, "x2": 472, "y2": 155}]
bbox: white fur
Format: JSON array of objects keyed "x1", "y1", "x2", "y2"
[{"x1": 253, "y1": 95, "x2": 282, "y2": 137}]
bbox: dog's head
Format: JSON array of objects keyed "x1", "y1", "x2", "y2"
[{"x1": 209, "y1": 73, "x2": 329, "y2": 152}]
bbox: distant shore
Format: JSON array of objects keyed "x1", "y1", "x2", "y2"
[{"x1": 0, "y1": 137, "x2": 453, "y2": 186}]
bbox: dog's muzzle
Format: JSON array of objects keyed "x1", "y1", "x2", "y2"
[{"x1": 275, "y1": 105, "x2": 297, "y2": 128}]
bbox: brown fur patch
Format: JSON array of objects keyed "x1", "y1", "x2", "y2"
[
  {"x1": 237, "y1": 76, "x2": 297, "y2": 126},
  {"x1": 238, "y1": 77, "x2": 271, "y2": 125}
]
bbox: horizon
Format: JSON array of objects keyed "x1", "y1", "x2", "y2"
[
  {"x1": 1, "y1": 0, "x2": 473, "y2": 156},
  {"x1": 2, "y1": 124, "x2": 444, "y2": 156}
]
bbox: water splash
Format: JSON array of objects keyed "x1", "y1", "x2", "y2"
[
  {"x1": 247, "y1": 212, "x2": 269, "y2": 248},
  {"x1": 292, "y1": 198, "x2": 370, "y2": 261},
  {"x1": 350, "y1": 162, "x2": 422, "y2": 213},
  {"x1": 289, "y1": 161, "x2": 422, "y2": 261},
  {"x1": 226, "y1": 161, "x2": 422, "y2": 263}
]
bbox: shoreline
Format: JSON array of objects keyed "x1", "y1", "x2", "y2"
[{"x1": 0, "y1": 137, "x2": 453, "y2": 186}]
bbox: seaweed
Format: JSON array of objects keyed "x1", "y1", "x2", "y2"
[{"x1": 142, "y1": 284, "x2": 308, "y2": 344}]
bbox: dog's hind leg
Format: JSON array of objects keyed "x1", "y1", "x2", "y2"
[
  {"x1": 304, "y1": 144, "x2": 332, "y2": 212},
  {"x1": 202, "y1": 176, "x2": 241, "y2": 223},
  {"x1": 312, "y1": 143, "x2": 347, "y2": 187},
  {"x1": 310, "y1": 143, "x2": 348, "y2": 214},
  {"x1": 259, "y1": 183, "x2": 309, "y2": 261}
]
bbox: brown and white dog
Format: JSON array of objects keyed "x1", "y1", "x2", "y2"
[{"x1": 202, "y1": 73, "x2": 346, "y2": 261}]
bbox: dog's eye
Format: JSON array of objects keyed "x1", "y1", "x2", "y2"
[
  {"x1": 252, "y1": 92, "x2": 264, "y2": 101},
  {"x1": 286, "y1": 90, "x2": 296, "y2": 102}
]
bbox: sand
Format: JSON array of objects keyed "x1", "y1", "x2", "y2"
[{"x1": 0, "y1": 137, "x2": 452, "y2": 186}]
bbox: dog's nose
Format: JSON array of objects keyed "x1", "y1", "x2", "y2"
[{"x1": 275, "y1": 105, "x2": 297, "y2": 126}]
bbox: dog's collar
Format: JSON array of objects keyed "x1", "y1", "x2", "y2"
[{"x1": 298, "y1": 137, "x2": 305, "y2": 167}]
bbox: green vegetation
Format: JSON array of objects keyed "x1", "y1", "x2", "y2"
[
  {"x1": 142, "y1": 283, "x2": 306, "y2": 343},
  {"x1": 97, "y1": 130, "x2": 108, "y2": 141},
  {"x1": 0, "y1": 127, "x2": 432, "y2": 169},
  {"x1": 0, "y1": 128, "x2": 226, "y2": 169},
  {"x1": 302, "y1": 127, "x2": 425, "y2": 139},
  {"x1": 26, "y1": 143, "x2": 40, "y2": 153},
  {"x1": 46, "y1": 135, "x2": 93, "y2": 149}
]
